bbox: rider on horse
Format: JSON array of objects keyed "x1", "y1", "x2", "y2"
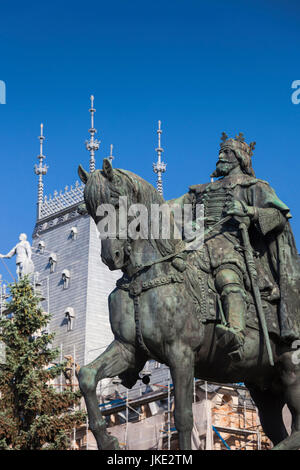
[{"x1": 175, "y1": 133, "x2": 300, "y2": 360}]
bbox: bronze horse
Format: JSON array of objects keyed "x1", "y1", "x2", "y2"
[{"x1": 77, "y1": 159, "x2": 300, "y2": 450}]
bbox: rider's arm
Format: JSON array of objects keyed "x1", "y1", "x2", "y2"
[
  {"x1": 254, "y1": 207, "x2": 288, "y2": 236},
  {"x1": 247, "y1": 181, "x2": 291, "y2": 235}
]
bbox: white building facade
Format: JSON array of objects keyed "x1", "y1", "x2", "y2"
[{"x1": 32, "y1": 184, "x2": 120, "y2": 366}]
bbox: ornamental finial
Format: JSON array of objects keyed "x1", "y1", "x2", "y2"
[
  {"x1": 34, "y1": 123, "x2": 48, "y2": 219},
  {"x1": 85, "y1": 95, "x2": 100, "y2": 172},
  {"x1": 249, "y1": 141, "x2": 256, "y2": 156},
  {"x1": 235, "y1": 132, "x2": 245, "y2": 143},
  {"x1": 108, "y1": 144, "x2": 114, "y2": 163},
  {"x1": 153, "y1": 120, "x2": 167, "y2": 196}
]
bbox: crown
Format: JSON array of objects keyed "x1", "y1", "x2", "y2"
[{"x1": 220, "y1": 132, "x2": 256, "y2": 157}]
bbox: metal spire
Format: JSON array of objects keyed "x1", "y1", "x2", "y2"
[
  {"x1": 108, "y1": 144, "x2": 114, "y2": 163},
  {"x1": 34, "y1": 123, "x2": 48, "y2": 219},
  {"x1": 85, "y1": 95, "x2": 100, "y2": 172},
  {"x1": 153, "y1": 120, "x2": 166, "y2": 196}
]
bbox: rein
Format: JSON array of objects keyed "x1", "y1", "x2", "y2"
[
  {"x1": 119, "y1": 215, "x2": 231, "y2": 357},
  {"x1": 130, "y1": 215, "x2": 231, "y2": 276}
]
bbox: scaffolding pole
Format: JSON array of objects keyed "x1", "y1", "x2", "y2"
[
  {"x1": 167, "y1": 370, "x2": 171, "y2": 450},
  {"x1": 125, "y1": 389, "x2": 129, "y2": 449},
  {"x1": 86, "y1": 416, "x2": 89, "y2": 450},
  {"x1": 72, "y1": 344, "x2": 76, "y2": 449},
  {"x1": 60, "y1": 344, "x2": 63, "y2": 393}
]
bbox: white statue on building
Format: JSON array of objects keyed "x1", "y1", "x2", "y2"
[{"x1": 0, "y1": 233, "x2": 34, "y2": 279}]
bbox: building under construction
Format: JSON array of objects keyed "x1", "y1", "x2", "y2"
[{"x1": 48, "y1": 361, "x2": 278, "y2": 450}]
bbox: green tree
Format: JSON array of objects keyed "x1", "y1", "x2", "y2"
[{"x1": 0, "y1": 277, "x2": 85, "y2": 450}]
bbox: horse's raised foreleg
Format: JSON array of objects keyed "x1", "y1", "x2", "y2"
[
  {"x1": 77, "y1": 340, "x2": 136, "y2": 450},
  {"x1": 169, "y1": 346, "x2": 195, "y2": 450}
]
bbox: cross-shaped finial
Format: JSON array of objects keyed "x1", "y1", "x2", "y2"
[
  {"x1": 249, "y1": 141, "x2": 256, "y2": 156},
  {"x1": 235, "y1": 132, "x2": 245, "y2": 143},
  {"x1": 220, "y1": 132, "x2": 228, "y2": 143}
]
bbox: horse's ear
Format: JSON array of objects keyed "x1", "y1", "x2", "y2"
[
  {"x1": 102, "y1": 158, "x2": 114, "y2": 181},
  {"x1": 78, "y1": 165, "x2": 89, "y2": 184}
]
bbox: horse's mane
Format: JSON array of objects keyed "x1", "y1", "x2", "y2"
[{"x1": 83, "y1": 168, "x2": 180, "y2": 257}]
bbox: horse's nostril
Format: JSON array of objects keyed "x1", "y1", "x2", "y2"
[{"x1": 115, "y1": 251, "x2": 120, "y2": 259}]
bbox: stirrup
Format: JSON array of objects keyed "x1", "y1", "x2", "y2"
[
  {"x1": 215, "y1": 324, "x2": 244, "y2": 354},
  {"x1": 228, "y1": 348, "x2": 244, "y2": 362}
]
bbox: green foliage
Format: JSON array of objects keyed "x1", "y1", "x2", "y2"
[{"x1": 0, "y1": 277, "x2": 85, "y2": 450}]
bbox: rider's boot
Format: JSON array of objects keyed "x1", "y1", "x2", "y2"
[
  {"x1": 214, "y1": 269, "x2": 247, "y2": 361},
  {"x1": 215, "y1": 288, "x2": 247, "y2": 361}
]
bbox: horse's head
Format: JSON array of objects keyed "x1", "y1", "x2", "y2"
[
  {"x1": 78, "y1": 158, "x2": 179, "y2": 273},
  {"x1": 78, "y1": 159, "x2": 130, "y2": 270}
]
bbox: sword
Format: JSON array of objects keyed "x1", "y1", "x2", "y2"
[{"x1": 239, "y1": 222, "x2": 274, "y2": 366}]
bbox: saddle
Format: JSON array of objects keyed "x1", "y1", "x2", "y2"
[
  {"x1": 186, "y1": 262, "x2": 281, "y2": 339},
  {"x1": 116, "y1": 252, "x2": 281, "y2": 348}
]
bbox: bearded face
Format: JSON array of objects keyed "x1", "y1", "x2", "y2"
[{"x1": 213, "y1": 148, "x2": 239, "y2": 177}]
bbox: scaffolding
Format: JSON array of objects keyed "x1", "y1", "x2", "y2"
[
  {"x1": 73, "y1": 363, "x2": 272, "y2": 451},
  {"x1": 208, "y1": 382, "x2": 268, "y2": 450}
]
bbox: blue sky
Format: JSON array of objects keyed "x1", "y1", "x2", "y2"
[{"x1": 0, "y1": 0, "x2": 300, "y2": 282}]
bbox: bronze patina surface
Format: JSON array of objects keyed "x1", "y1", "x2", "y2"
[{"x1": 77, "y1": 133, "x2": 300, "y2": 450}]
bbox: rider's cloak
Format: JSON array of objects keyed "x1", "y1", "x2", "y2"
[{"x1": 174, "y1": 175, "x2": 300, "y2": 341}]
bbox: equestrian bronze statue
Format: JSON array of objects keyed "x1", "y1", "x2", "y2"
[{"x1": 77, "y1": 132, "x2": 300, "y2": 450}]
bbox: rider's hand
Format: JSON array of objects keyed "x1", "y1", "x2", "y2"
[
  {"x1": 226, "y1": 200, "x2": 253, "y2": 227},
  {"x1": 226, "y1": 200, "x2": 247, "y2": 217}
]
